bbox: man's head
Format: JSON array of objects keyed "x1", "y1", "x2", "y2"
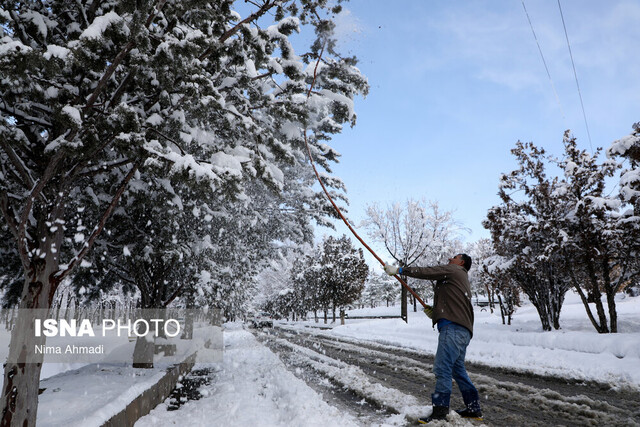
[{"x1": 449, "y1": 254, "x2": 472, "y2": 272}]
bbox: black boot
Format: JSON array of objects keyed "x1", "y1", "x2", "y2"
[
  {"x1": 456, "y1": 389, "x2": 483, "y2": 420},
  {"x1": 455, "y1": 407, "x2": 483, "y2": 420},
  {"x1": 418, "y1": 406, "x2": 449, "y2": 424}
]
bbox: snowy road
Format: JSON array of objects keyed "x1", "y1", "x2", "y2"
[{"x1": 257, "y1": 326, "x2": 640, "y2": 427}]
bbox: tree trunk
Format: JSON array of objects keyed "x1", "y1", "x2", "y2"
[
  {"x1": 132, "y1": 311, "x2": 156, "y2": 368},
  {"x1": 133, "y1": 335, "x2": 155, "y2": 368},
  {"x1": 585, "y1": 259, "x2": 609, "y2": 332},
  {"x1": 606, "y1": 289, "x2": 618, "y2": 333},
  {"x1": 497, "y1": 293, "x2": 506, "y2": 325},
  {"x1": 572, "y1": 283, "x2": 606, "y2": 333},
  {"x1": 506, "y1": 290, "x2": 514, "y2": 325},
  {"x1": 532, "y1": 301, "x2": 552, "y2": 331},
  {"x1": 602, "y1": 259, "x2": 618, "y2": 333},
  {"x1": 484, "y1": 284, "x2": 495, "y2": 314},
  {"x1": 1, "y1": 258, "x2": 59, "y2": 427},
  {"x1": 181, "y1": 311, "x2": 194, "y2": 340}
]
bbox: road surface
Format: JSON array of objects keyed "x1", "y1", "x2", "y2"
[{"x1": 254, "y1": 325, "x2": 640, "y2": 426}]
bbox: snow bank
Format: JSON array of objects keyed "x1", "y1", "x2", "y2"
[{"x1": 136, "y1": 325, "x2": 361, "y2": 427}]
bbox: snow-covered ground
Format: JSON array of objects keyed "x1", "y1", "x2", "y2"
[
  {"x1": 35, "y1": 326, "x2": 219, "y2": 426},
  {"x1": 312, "y1": 291, "x2": 640, "y2": 389},
  {"x1": 22, "y1": 291, "x2": 640, "y2": 426},
  {"x1": 134, "y1": 291, "x2": 639, "y2": 426},
  {"x1": 136, "y1": 323, "x2": 365, "y2": 427}
]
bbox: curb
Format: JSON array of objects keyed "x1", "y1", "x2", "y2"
[{"x1": 101, "y1": 352, "x2": 198, "y2": 426}]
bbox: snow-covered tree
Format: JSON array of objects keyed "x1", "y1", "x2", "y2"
[
  {"x1": 0, "y1": 0, "x2": 368, "y2": 422},
  {"x1": 285, "y1": 235, "x2": 367, "y2": 322},
  {"x1": 609, "y1": 122, "x2": 640, "y2": 217},
  {"x1": 486, "y1": 132, "x2": 640, "y2": 332},
  {"x1": 553, "y1": 132, "x2": 633, "y2": 333},
  {"x1": 254, "y1": 242, "x2": 310, "y2": 312},
  {"x1": 466, "y1": 238, "x2": 497, "y2": 308},
  {"x1": 484, "y1": 141, "x2": 571, "y2": 331},
  {"x1": 258, "y1": 245, "x2": 318, "y2": 321},
  {"x1": 607, "y1": 123, "x2": 640, "y2": 297},
  {"x1": 364, "y1": 199, "x2": 466, "y2": 316},
  {"x1": 317, "y1": 235, "x2": 368, "y2": 321},
  {"x1": 480, "y1": 255, "x2": 520, "y2": 325},
  {"x1": 357, "y1": 270, "x2": 398, "y2": 308}
]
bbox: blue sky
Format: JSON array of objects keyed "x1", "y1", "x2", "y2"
[{"x1": 317, "y1": 0, "x2": 640, "y2": 246}]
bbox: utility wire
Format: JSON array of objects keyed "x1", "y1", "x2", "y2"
[
  {"x1": 521, "y1": 0, "x2": 566, "y2": 121},
  {"x1": 557, "y1": 0, "x2": 593, "y2": 152}
]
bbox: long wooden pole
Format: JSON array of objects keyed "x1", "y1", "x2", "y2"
[{"x1": 302, "y1": 42, "x2": 427, "y2": 309}]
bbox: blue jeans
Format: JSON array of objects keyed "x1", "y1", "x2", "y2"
[{"x1": 431, "y1": 322, "x2": 479, "y2": 409}]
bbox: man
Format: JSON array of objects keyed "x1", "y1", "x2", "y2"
[{"x1": 384, "y1": 254, "x2": 482, "y2": 424}]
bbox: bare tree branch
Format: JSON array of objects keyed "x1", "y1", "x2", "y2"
[
  {"x1": 77, "y1": 158, "x2": 133, "y2": 178},
  {"x1": 145, "y1": 127, "x2": 185, "y2": 155},
  {"x1": 0, "y1": 100, "x2": 53, "y2": 128},
  {"x1": 163, "y1": 280, "x2": 188, "y2": 306},
  {"x1": 8, "y1": 10, "x2": 30, "y2": 47}
]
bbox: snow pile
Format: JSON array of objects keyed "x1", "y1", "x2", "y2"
[
  {"x1": 35, "y1": 328, "x2": 214, "y2": 426},
  {"x1": 38, "y1": 363, "x2": 167, "y2": 427},
  {"x1": 136, "y1": 325, "x2": 362, "y2": 427}
]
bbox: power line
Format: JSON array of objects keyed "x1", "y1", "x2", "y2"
[
  {"x1": 521, "y1": 0, "x2": 565, "y2": 121},
  {"x1": 557, "y1": 0, "x2": 593, "y2": 152}
]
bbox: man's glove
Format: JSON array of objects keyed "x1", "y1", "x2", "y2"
[
  {"x1": 423, "y1": 304, "x2": 433, "y2": 319},
  {"x1": 384, "y1": 264, "x2": 399, "y2": 276}
]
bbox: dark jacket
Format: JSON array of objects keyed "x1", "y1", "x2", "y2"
[{"x1": 402, "y1": 264, "x2": 474, "y2": 337}]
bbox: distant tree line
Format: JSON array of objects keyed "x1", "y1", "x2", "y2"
[
  {"x1": 262, "y1": 235, "x2": 368, "y2": 323},
  {"x1": 354, "y1": 271, "x2": 399, "y2": 309}
]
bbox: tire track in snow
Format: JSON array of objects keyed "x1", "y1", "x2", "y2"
[
  {"x1": 256, "y1": 329, "x2": 479, "y2": 426},
  {"x1": 264, "y1": 327, "x2": 640, "y2": 427}
]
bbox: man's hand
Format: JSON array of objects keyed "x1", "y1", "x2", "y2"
[{"x1": 384, "y1": 264, "x2": 399, "y2": 276}]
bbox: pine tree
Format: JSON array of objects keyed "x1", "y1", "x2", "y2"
[
  {"x1": 0, "y1": 1, "x2": 368, "y2": 422},
  {"x1": 317, "y1": 235, "x2": 368, "y2": 322},
  {"x1": 358, "y1": 271, "x2": 397, "y2": 308},
  {"x1": 609, "y1": 122, "x2": 640, "y2": 216}
]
